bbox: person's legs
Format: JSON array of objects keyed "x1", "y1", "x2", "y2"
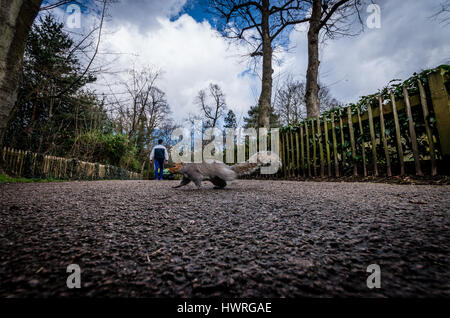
[
  {"x1": 157, "y1": 159, "x2": 164, "y2": 180},
  {"x1": 154, "y1": 160, "x2": 160, "y2": 180}
]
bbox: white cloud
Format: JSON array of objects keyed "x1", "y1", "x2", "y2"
[
  {"x1": 108, "y1": 0, "x2": 188, "y2": 32},
  {"x1": 89, "y1": 0, "x2": 450, "y2": 126},
  {"x1": 98, "y1": 14, "x2": 259, "y2": 123},
  {"x1": 281, "y1": 0, "x2": 450, "y2": 105}
]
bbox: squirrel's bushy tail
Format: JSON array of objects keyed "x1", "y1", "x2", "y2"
[{"x1": 230, "y1": 151, "x2": 281, "y2": 177}]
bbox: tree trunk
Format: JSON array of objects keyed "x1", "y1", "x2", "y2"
[
  {"x1": 0, "y1": 0, "x2": 42, "y2": 146},
  {"x1": 305, "y1": 0, "x2": 321, "y2": 118},
  {"x1": 257, "y1": 0, "x2": 272, "y2": 129}
]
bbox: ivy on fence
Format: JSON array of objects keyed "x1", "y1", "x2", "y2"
[{"x1": 279, "y1": 65, "x2": 450, "y2": 178}]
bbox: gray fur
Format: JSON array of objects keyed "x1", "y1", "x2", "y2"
[
  {"x1": 172, "y1": 151, "x2": 281, "y2": 189},
  {"x1": 173, "y1": 162, "x2": 237, "y2": 189}
]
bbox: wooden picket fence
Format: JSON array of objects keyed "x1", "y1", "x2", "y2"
[
  {"x1": 1, "y1": 147, "x2": 142, "y2": 180},
  {"x1": 279, "y1": 66, "x2": 450, "y2": 178}
]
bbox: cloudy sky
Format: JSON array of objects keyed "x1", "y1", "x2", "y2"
[{"x1": 55, "y1": 0, "x2": 450, "y2": 124}]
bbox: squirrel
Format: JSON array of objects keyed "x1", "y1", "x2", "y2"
[{"x1": 168, "y1": 151, "x2": 281, "y2": 189}]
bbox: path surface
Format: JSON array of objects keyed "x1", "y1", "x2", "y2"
[{"x1": 0, "y1": 180, "x2": 449, "y2": 297}]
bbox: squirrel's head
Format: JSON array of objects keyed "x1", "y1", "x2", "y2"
[{"x1": 168, "y1": 162, "x2": 183, "y2": 174}]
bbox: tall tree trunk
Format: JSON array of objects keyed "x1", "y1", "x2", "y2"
[
  {"x1": 257, "y1": 0, "x2": 272, "y2": 129},
  {"x1": 0, "y1": 0, "x2": 42, "y2": 147},
  {"x1": 305, "y1": 0, "x2": 321, "y2": 118}
]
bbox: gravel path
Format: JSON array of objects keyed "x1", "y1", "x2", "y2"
[{"x1": 1, "y1": 180, "x2": 449, "y2": 297}]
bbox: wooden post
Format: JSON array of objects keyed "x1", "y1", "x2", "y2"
[
  {"x1": 15, "y1": 149, "x2": 20, "y2": 174},
  {"x1": 305, "y1": 120, "x2": 311, "y2": 177},
  {"x1": 378, "y1": 96, "x2": 392, "y2": 177},
  {"x1": 390, "y1": 91, "x2": 405, "y2": 176},
  {"x1": 295, "y1": 130, "x2": 300, "y2": 176},
  {"x1": 5, "y1": 147, "x2": 10, "y2": 168},
  {"x1": 43, "y1": 156, "x2": 48, "y2": 177},
  {"x1": 418, "y1": 79, "x2": 437, "y2": 176},
  {"x1": 9, "y1": 148, "x2": 13, "y2": 173},
  {"x1": 12, "y1": 149, "x2": 18, "y2": 174},
  {"x1": 311, "y1": 119, "x2": 317, "y2": 176},
  {"x1": 331, "y1": 113, "x2": 339, "y2": 177},
  {"x1": 316, "y1": 115, "x2": 325, "y2": 177},
  {"x1": 367, "y1": 102, "x2": 379, "y2": 176},
  {"x1": 428, "y1": 69, "x2": 450, "y2": 162},
  {"x1": 300, "y1": 124, "x2": 305, "y2": 177},
  {"x1": 339, "y1": 113, "x2": 345, "y2": 174},
  {"x1": 58, "y1": 158, "x2": 62, "y2": 179},
  {"x1": 18, "y1": 150, "x2": 23, "y2": 176},
  {"x1": 347, "y1": 107, "x2": 357, "y2": 176},
  {"x1": 290, "y1": 129, "x2": 295, "y2": 176},
  {"x1": 285, "y1": 132, "x2": 291, "y2": 177},
  {"x1": 9, "y1": 148, "x2": 14, "y2": 174},
  {"x1": 285, "y1": 131, "x2": 290, "y2": 177},
  {"x1": 356, "y1": 105, "x2": 367, "y2": 177},
  {"x1": 282, "y1": 132, "x2": 287, "y2": 177},
  {"x1": 323, "y1": 115, "x2": 331, "y2": 177},
  {"x1": 280, "y1": 132, "x2": 285, "y2": 177},
  {"x1": 403, "y1": 86, "x2": 423, "y2": 176},
  {"x1": 8, "y1": 148, "x2": 13, "y2": 169}
]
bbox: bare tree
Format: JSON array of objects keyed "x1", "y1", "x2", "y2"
[
  {"x1": 210, "y1": 0, "x2": 310, "y2": 128},
  {"x1": 432, "y1": 0, "x2": 450, "y2": 25},
  {"x1": 112, "y1": 67, "x2": 169, "y2": 139},
  {"x1": 275, "y1": 77, "x2": 306, "y2": 125},
  {"x1": 304, "y1": 0, "x2": 363, "y2": 118},
  {"x1": 196, "y1": 83, "x2": 227, "y2": 128},
  {"x1": 318, "y1": 84, "x2": 341, "y2": 111},
  {"x1": 275, "y1": 76, "x2": 342, "y2": 125},
  {"x1": 109, "y1": 66, "x2": 171, "y2": 169},
  {"x1": 53, "y1": 0, "x2": 110, "y2": 99}
]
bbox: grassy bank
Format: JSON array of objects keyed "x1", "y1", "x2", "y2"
[{"x1": 0, "y1": 174, "x2": 63, "y2": 184}]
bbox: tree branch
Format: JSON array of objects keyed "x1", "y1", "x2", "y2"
[{"x1": 319, "y1": 0, "x2": 350, "y2": 30}]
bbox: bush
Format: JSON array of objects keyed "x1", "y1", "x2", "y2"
[{"x1": 75, "y1": 131, "x2": 138, "y2": 168}]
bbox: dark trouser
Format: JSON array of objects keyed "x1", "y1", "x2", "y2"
[{"x1": 154, "y1": 159, "x2": 164, "y2": 180}]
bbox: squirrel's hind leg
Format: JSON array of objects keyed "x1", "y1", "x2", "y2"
[
  {"x1": 193, "y1": 179, "x2": 202, "y2": 189},
  {"x1": 211, "y1": 177, "x2": 227, "y2": 189},
  {"x1": 172, "y1": 176, "x2": 191, "y2": 188}
]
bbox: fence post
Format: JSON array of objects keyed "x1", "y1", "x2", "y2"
[
  {"x1": 300, "y1": 124, "x2": 305, "y2": 177},
  {"x1": 390, "y1": 91, "x2": 405, "y2": 176},
  {"x1": 378, "y1": 96, "x2": 392, "y2": 177},
  {"x1": 428, "y1": 69, "x2": 450, "y2": 162},
  {"x1": 378, "y1": 95, "x2": 392, "y2": 177},
  {"x1": 357, "y1": 105, "x2": 367, "y2": 177},
  {"x1": 367, "y1": 101, "x2": 379, "y2": 176},
  {"x1": 418, "y1": 79, "x2": 437, "y2": 176},
  {"x1": 283, "y1": 132, "x2": 289, "y2": 177},
  {"x1": 311, "y1": 119, "x2": 317, "y2": 176},
  {"x1": 323, "y1": 115, "x2": 331, "y2": 177},
  {"x1": 331, "y1": 113, "x2": 339, "y2": 177},
  {"x1": 279, "y1": 132, "x2": 285, "y2": 177},
  {"x1": 295, "y1": 129, "x2": 300, "y2": 176},
  {"x1": 289, "y1": 128, "x2": 295, "y2": 176},
  {"x1": 347, "y1": 107, "x2": 357, "y2": 176},
  {"x1": 339, "y1": 113, "x2": 345, "y2": 174},
  {"x1": 316, "y1": 116, "x2": 325, "y2": 177},
  {"x1": 305, "y1": 120, "x2": 311, "y2": 177},
  {"x1": 403, "y1": 86, "x2": 423, "y2": 176}
]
